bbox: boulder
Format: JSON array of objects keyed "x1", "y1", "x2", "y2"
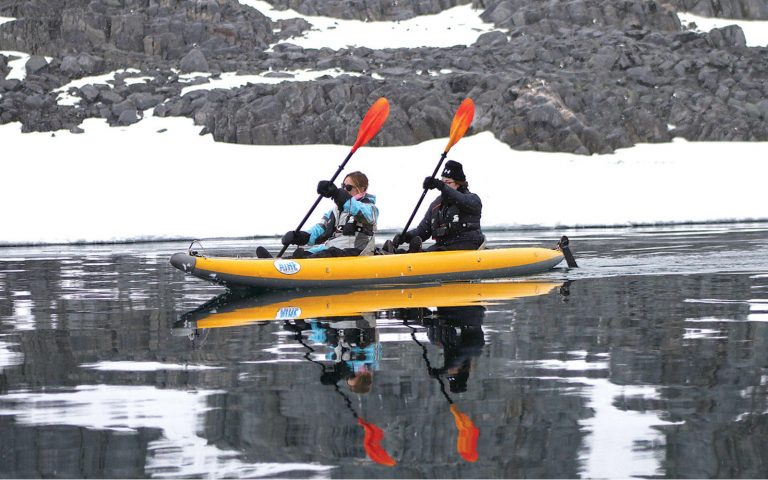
[
  {"x1": 79, "y1": 85, "x2": 101, "y2": 103},
  {"x1": 112, "y1": 99, "x2": 137, "y2": 118},
  {"x1": 179, "y1": 48, "x2": 209, "y2": 73},
  {"x1": 706, "y1": 25, "x2": 747, "y2": 48},
  {"x1": 60, "y1": 54, "x2": 103, "y2": 77},
  {"x1": 127, "y1": 92, "x2": 164, "y2": 110},
  {"x1": 116, "y1": 108, "x2": 140, "y2": 126},
  {"x1": 111, "y1": 13, "x2": 146, "y2": 52},
  {"x1": 99, "y1": 91, "x2": 125, "y2": 105},
  {"x1": 474, "y1": 31, "x2": 509, "y2": 47},
  {"x1": 25, "y1": 56, "x2": 49, "y2": 75},
  {"x1": 0, "y1": 79, "x2": 22, "y2": 92}
]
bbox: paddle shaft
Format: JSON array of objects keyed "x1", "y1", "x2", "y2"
[
  {"x1": 277, "y1": 150, "x2": 355, "y2": 258},
  {"x1": 405, "y1": 321, "x2": 453, "y2": 404},
  {"x1": 398, "y1": 151, "x2": 448, "y2": 239}
]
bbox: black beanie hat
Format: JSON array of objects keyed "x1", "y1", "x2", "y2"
[
  {"x1": 441, "y1": 160, "x2": 466, "y2": 182},
  {"x1": 447, "y1": 370, "x2": 469, "y2": 393}
]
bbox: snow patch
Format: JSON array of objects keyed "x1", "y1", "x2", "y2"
[
  {"x1": 678, "y1": 12, "x2": 768, "y2": 47},
  {"x1": 239, "y1": 1, "x2": 498, "y2": 49}
]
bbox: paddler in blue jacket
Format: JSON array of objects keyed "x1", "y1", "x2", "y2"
[
  {"x1": 258, "y1": 171, "x2": 378, "y2": 259},
  {"x1": 392, "y1": 160, "x2": 484, "y2": 253}
]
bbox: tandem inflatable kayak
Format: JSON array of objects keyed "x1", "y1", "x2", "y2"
[
  {"x1": 170, "y1": 240, "x2": 573, "y2": 290},
  {"x1": 172, "y1": 281, "x2": 564, "y2": 332}
]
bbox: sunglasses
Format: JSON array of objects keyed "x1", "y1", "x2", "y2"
[{"x1": 342, "y1": 184, "x2": 356, "y2": 191}]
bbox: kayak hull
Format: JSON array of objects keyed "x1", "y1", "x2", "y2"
[{"x1": 170, "y1": 247, "x2": 565, "y2": 290}]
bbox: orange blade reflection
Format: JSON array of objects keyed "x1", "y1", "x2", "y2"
[{"x1": 358, "y1": 417, "x2": 397, "y2": 466}]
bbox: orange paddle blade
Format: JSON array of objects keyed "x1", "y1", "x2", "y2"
[
  {"x1": 358, "y1": 418, "x2": 397, "y2": 466},
  {"x1": 450, "y1": 404, "x2": 479, "y2": 462},
  {"x1": 351, "y1": 97, "x2": 390, "y2": 152},
  {"x1": 444, "y1": 98, "x2": 475, "y2": 153}
]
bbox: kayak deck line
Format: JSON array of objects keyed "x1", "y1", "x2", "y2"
[{"x1": 170, "y1": 245, "x2": 569, "y2": 290}]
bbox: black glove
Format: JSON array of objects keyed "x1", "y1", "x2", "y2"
[
  {"x1": 282, "y1": 230, "x2": 310, "y2": 246},
  {"x1": 423, "y1": 176, "x2": 442, "y2": 190},
  {"x1": 334, "y1": 187, "x2": 352, "y2": 209},
  {"x1": 317, "y1": 180, "x2": 338, "y2": 198},
  {"x1": 392, "y1": 231, "x2": 413, "y2": 247}
]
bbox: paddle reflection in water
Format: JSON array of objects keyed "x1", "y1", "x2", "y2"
[
  {"x1": 394, "y1": 304, "x2": 486, "y2": 462},
  {"x1": 171, "y1": 281, "x2": 562, "y2": 468}
]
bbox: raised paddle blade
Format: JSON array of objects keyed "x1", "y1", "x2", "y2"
[
  {"x1": 395, "y1": 98, "x2": 475, "y2": 239},
  {"x1": 358, "y1": 418, "x2": 397, "y2": 466},
  {"x1": 351, "y1": 97, "x2": 390, "y2": 153},
  {"x1": 444, "y1": 98, "x2": 475, "y2": 153},
  {"x1": 450, "y1": 404, "x2": 479, "y2": 462}
]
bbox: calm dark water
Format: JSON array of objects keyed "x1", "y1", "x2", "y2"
[{"x1": 1, "y1": 224, "x2": 768, "y2": 478}]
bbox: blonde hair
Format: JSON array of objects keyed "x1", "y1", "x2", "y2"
[{"x1": 344, "y1": 171, "x2": 368, "y2": 191}]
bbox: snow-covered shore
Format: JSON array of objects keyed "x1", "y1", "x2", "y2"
[{"x1": 2, "y1": 114, "x2": 766, "y2": 246}]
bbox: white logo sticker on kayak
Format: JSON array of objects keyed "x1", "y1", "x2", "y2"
[
  {"x1": 274, "y1": 260, "x2": 301, "y2": 275},
  {"x1": 276, "y1": 306, "x2": 302, "y2": 320}
]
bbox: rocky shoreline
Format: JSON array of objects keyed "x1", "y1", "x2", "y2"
[{"x1": 1, "y1": 0, "x2": 767, "y2": 154}]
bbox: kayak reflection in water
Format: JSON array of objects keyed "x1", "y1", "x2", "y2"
[{"x1": 284, "y1": 314, "x2": 380, "y2": 394}]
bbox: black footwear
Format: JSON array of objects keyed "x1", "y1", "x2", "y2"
[
  {"x1": 381, "y1": 240, "x2": 396, "y2": 254},
  {"x1": 256, "y1": 246, "x2": 273, "y2": 259},
  {"x1": 407, "y1": 236, "x2": 422, "y2": 253},
  {"x1": 292, "y1": 247, "x2": 309, "y2": 259}
]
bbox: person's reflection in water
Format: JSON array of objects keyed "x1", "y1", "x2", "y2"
[
  {"x1": 283, "y1": 313, "x2": 397, "y2": 466},
  {"x1": 428, "y1": 307, "x2": 485, "y2": 394},
  {"x1": 284, "y1": 313, "x2": 380, "y2": 394},
  {"x1": 402, "y1": 305, "x2": 486, "y2": 394}
]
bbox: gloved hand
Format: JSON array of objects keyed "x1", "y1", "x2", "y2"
[
  {"x1": 282, "y1": 230, "x2": 310, "y2": 246},
  {"x1": 317, "y1": 180, "x2": 338, "y2": 198},
  {"x1": 423, "y1": 176, "x2": 442, "y2": 190},
  {"x1": 392, "y1": 231, "x2": 413, "y2": 247},
  {"x1": 334, "y1": 187, "x2": 352, "y2": 209}
]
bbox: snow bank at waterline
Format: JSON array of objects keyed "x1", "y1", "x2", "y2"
[{"x1": 1, "y1": 114, "x2": 766, "y2": 245}]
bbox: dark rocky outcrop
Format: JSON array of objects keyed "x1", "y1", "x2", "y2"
[
  {"x1": 1, "y1": 0, "x2": 768, "y2": 154},
  {"x1": 0, "y1": 0, "x2": 274, "y2": 63}
]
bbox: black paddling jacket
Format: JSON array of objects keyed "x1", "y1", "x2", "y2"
[{"x1": 408, "y1": 184, "x2": 484, "y2": 249}]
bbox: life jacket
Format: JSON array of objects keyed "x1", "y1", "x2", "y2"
[
  {"x1": 429, "y1": 188, "x2": 481, "y2": 241},
  {"x1": 326, "y1": 194, "x2": 377, "y2": 254}
]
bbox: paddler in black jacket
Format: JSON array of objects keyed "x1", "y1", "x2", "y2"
[{"x1": 393, "y1": 160, "x2": 484, "y2": 252}]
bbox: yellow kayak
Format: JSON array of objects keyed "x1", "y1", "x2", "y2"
[
  {"x1": 175, "y1": 281, "x2": 563, "y2": 331},
  {"x1": 170, "y1": 247, "x2": 565, "y2": 290}
]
